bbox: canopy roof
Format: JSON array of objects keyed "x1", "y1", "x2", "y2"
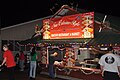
[{"x1": 19, "y1": 5, "x2": 120, "y2": 45}]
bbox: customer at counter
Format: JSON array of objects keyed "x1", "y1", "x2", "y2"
[{"x1": 48, "y1": 52, "x2": 58, "y2": 79}]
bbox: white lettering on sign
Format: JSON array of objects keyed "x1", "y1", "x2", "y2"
[
  {"x1": 71, "y1": 32, "x2": 80, "y2": 36},
  {"x1": 51, "y1": 32, "x2": 80, "y2": 37},
  {"x1": 53, "y1": 20, "x2": 80, "y2": 28},
  {"x1": 58, "y1": 33, "x2": 70, "y2": 36}
]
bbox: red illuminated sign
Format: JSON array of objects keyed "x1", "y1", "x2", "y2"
[{"x1": 43, "y1": 12, "x2": 94, "y2": 39}]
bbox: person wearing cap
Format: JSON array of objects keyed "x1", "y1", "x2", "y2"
[
  {"x1": 99, "y1": 46, "x2": 120, "y2": 80},
  {"x1": 0, "y1": 44, "x2": 16, "y2": 80}
]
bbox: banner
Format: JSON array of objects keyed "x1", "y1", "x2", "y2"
[{"x1": 43, "y1": 12, "x2": 94, "y2": 39}]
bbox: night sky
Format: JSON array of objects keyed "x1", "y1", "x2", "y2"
[{"x1": 1, "y1": 0, "x2": 120, "y2": 28}]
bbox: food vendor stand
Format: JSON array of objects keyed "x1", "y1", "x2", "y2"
[
  {"x1": 19, "y1": 5, "x2": 120, "y2": 80},
  {"x1": 37, "y1": 5, "x2": 103, "y2": 80}
]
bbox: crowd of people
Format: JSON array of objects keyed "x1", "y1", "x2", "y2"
[
  {"x1": 0, "y1": 44, "x2": 120, "y2": 80},
  {"x1": 0, "y1": 45, "x2": 38, "y2": 80}
]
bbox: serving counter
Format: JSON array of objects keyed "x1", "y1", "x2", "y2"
[{"x1": 39, "y1": 63, "x2": 103, "y2": 80}]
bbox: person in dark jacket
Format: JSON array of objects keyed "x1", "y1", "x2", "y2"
[{"x1": 49, "y1": 52, "x2": 58, "y2": 79}]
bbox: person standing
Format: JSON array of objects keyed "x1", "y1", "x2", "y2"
[
  {"x1": 0, "y1": 44, "x2": 16, "y2": 80},
  {"x1": 15, "y1": 53, "x2": 19, "y2": 69},
  {"x1": 29, "y1": 47, "x2": 37, "y2": 80},
  {"x1": 19, "y1": 51, "x2": 25, "y2": 71},
  {"x1": 49, "y1": 52, "x2": 58, "y2": 79},
  {"x1": 99, "y1": 46, "x2": 120, "y2": 80}
]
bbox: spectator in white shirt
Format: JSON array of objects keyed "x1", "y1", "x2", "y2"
[{"x1": 99, "y1": 46, "x2": 120, "y2": 80}]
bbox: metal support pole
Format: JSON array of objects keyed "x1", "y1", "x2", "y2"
[{"x1": 0, "y1": 18, "x2": 2, "y2": 61}]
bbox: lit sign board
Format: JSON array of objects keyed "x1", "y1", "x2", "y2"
[{"x1": 43, "y1": 12, "x2": 94, "y2": 39}]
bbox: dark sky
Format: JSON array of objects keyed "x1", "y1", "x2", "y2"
[{"x1": 1, "y1": 0, "x2": 120, "y2": 28}]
